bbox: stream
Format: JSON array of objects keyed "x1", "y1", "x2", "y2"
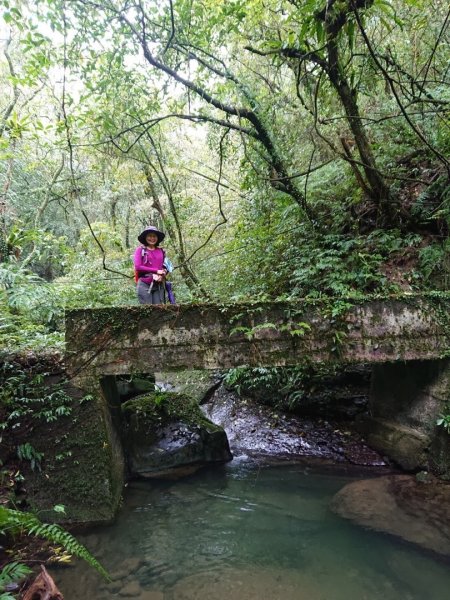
[{"x1": 51, "y1": 457, "x2": 450, "y2": 600}]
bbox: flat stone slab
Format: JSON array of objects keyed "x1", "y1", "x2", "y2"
[{"x1": 66, "y1": 295, "x2": 450, "y2": 376}]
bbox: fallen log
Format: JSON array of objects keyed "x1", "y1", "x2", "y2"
[{"x1": 22, "y1": 565, "x2": 64, "y2": 600}]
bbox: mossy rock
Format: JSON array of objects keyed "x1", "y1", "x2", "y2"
[
  {"x1": 122, "y1": 391, "x2": 232, "y2": 479},
  {"x1": 155, "y1": 370, "x2": 221, "y2": 404}
]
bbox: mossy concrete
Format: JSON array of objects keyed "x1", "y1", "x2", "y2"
[
  {"x1": 362, "y1": 359, "x2": 450, "y2": 477},
  {"x1": 2, "y1": 356, "x2": 124, "y2": 524},
  {"x1": 65, "y1": 297, "x2": 450, "y2": 377},
  {"x1": 63, "y1": 297, "x2": 450, "y2": 482},
  {"x1": 7, "y1": 367, "x2": 125, "y2": 525}
]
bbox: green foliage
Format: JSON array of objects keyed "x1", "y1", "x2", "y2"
[
  {"x1": 0, "y1": 361, "x2": 73, "y2": 435},
  {"x1": 0, "y1": 0, "x2": 449, "y2": 330},
  {"x1": 0, "y1": 506, "x2": 109, "y2": 580},
  {"x1": 224, "y1": 364, "x2": 335, "y2": 411},
  {"x1": 0, "y1": 561, "x2": 32, "y2": 600},
  {"x1": 436, "y1": 408, "x2": 450, "y2": 434},
  {"x1": 286, "y1": 231, "x2": 423, "y2": 298},
  {"x1": 417, "y1": 241, "x2": 450, "y2": 289},
  {"x1": 16, "y1": 443, "x2": 44, "y2": 472},
  {"x1": 78, "y1": 222, "x2": 124, "y2": 256},
  {"x1": 0, "y1": 262, "x2": 65, "y2": 351}
]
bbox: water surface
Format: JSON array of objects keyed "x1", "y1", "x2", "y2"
[{"x1": 53, "y1": 459, "x2": 450, "y2": 599}]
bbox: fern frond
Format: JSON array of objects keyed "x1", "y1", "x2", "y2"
[
  {"x1": 0, "y1": 507, "x2": 109, "y2": 580},
  {"x1": 0, "y1": 561, "x2": 31, "y2": 599}
]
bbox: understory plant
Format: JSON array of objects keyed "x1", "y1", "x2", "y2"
[
  {"x1": 224, "y1": 364, "x2": 340, "y2": 411},
  {"x1": 0, "y1": 505, "x2": 109, "y2": 593},
  {"x1": 0, "y1": 561, "x2": 32, "y2": 600},
  {"x1": 0, "y1": 359, "x2": 73, "y2": 435},
  {"x1": 436, "y1": 407, "x2": 450, "y2": 434}
]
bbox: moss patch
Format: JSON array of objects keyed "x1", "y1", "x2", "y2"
[
  {"x1": 122, "y1": 391, "x2": 220, "y2": 432},
  {"x1": 0, "y1": 353, "x2": 124, "y2": 525}
]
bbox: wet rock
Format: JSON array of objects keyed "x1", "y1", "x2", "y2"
[
  {"x1": 137, "y1": 591, "x2": 164, "y2": 600},
  {"x1": 123, "y1": 392, "x2": 232, "y2": 479},
  {"x1": 330, "y1": 474, "x2": 450, "y2": 557},
  {"x1": 120, "y1": 557, "x2": 144, "y2": 574},
  {"x1": 203, "y1": 387, "x2": 385, "y2": 467},
  {"x1": 119, "y1": 581, "x2": 142, "y2": 596}
]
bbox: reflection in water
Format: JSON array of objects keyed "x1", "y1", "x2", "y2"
[{"x1": 52, "y1": 461, "x2": 450, "y2": 600}]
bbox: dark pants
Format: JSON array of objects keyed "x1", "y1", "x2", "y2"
[{"x1": 137, "y1": 280, "x2": 166, "y2": 305}]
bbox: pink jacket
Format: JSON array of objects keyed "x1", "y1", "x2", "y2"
[{"x1": 134, "y1": 246, "x2": 165, "y2": 285}]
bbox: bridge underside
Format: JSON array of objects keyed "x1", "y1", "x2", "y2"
[
  {"x1": 65, "y1": 297, "x2": 450, "y2": 378},
  {"x1": 34, "y1": 296, "x2": 448, "y2": 524}
]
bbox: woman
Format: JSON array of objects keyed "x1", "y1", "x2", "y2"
[{"x1": 134, "y1": 225, "x2": 169, "y2": 305}]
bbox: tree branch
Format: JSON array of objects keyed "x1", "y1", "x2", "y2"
[
  {"x1": 0, "y1": 36, "x2": 21, "y2": 138},
  {"x1": 351, "y1": 0, "x2": 450, "y2": 176}
]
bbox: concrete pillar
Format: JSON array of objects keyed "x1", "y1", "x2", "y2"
[{"x1": 363, "y1": 359, "x2": 450, "y2": 477}]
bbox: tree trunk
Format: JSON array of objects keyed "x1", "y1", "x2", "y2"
[
  {"x1": 326, "y1": 39, "x2": 392, "y2": 222},
  {"x1": 143, "y1": 167, "x2": 210, "y2": 298}
]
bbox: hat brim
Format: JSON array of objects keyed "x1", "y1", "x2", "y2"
[{"x1": 138, "y1": 229, "x2": 165, "y2": 245}]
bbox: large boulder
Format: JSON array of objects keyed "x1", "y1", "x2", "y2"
[
  {"x1": 330, "y1": 474, "x2": 450, "y2": 557},
  {"x1": 122, "y1": 392, "x2": 232, "y2": 478},
  {"x1": 155, "y1": 370, "x2": 221, "y2": 404}
]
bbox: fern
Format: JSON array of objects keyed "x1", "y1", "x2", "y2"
[
  {"x1": 0, "y1": 561, "x2": 32, "y2": 598},
  {"x1": 0, "y1": 507, "x2": 109, "y2": 580},
  {"x1": 17, "y1": 443, "x2": 44, "y2": 472}
]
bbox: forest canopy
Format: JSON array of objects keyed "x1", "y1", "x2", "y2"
[{"x1": 0, "y1": 0, "x2": 449, "y2": 350}]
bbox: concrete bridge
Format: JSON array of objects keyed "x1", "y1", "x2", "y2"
[
  {"x1": 28, "y1": 294, "x2": 450, "y2": 525},
  {"x1": 65, "y1": 295, "x2": 450, "y2": 376}
]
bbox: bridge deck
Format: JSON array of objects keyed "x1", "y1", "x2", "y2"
[{"x1": 65, "y1": 295, "x2": 450, "y2": 376}]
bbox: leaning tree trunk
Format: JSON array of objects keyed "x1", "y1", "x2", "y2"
[
  {"x1": 333, "y1": 75, "x2": 390, "y2": 202},
  {"x1": 327, "y1": 41, "x2": 391, "y2": 210}
]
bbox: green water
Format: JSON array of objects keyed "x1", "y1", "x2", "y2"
[{"x1": 54, "y1": 460, "x2": 450, "y2": 599}]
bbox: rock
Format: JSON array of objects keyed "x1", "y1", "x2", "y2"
[
  {"x1": 109, "y1": 568, "x2": 129, "y2": 582},
  {"x1": 120, "y1": 557, "x2": 144, "y2": 574},
  {"x1": 155, "y1": 370, "x2": 221, "y2": 404},
  {"x1": 137, "y1": 591, "x2": 164, "y2": 600},
  {"x1": 100, "y1": 580, "x2": 122, "y2": 593},
  {"x1": 203, "y1": 386, "x2": 385, "y2": 466},
  {"x1": 330, "y1": 474, "x2": 450, "y2": 557},
  {"x1": 357, "y1": 417, "x2": 429, "y2": 471},
  {"x1": 122, "y1": 392, "x2": 232, "y2": 479},
  {"x1": 117, "y1": 375, "x2": 156, "y2": 400},
  {"x1": 119, "y1": 581, "x2": 142, "y2": 597},
  {"x1": 429, "y1": 427, "x2": 450, "y2": 480}
]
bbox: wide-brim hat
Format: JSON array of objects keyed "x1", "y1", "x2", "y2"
[{"x1": 138, "y1": 225, "x2": 165, "y2": 245}]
